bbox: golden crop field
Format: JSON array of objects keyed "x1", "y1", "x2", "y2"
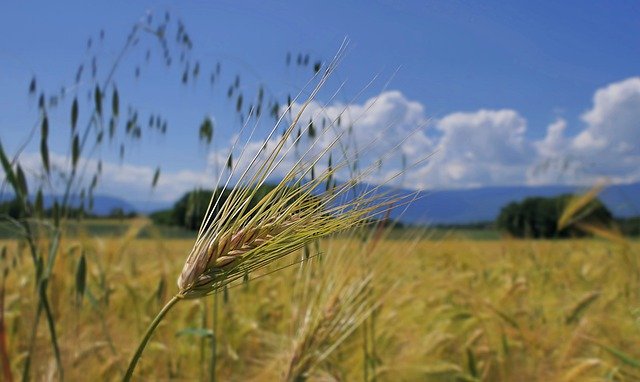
[
  {"x1": 3, "y1": 3, "x2": 640, "y2": 381},
  {"x1": 2, "y1": 219, "x2": 638, "y2": 381}
]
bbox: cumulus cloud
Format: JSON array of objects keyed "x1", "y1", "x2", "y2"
[
  {"x1": 573, "y1": 77, "x2": 640, "y2": 181},
  {"x1": 532, "y1": 77, "x2": 640, "y2": 184},
  {"x1": 11, "y1": 151, "x2": 215, "y2": 202},
  {"x1": 4, "y1": 77, "x2": 639, "y2": 203},
  {"x1": 535, "y1": 118, "x2": 567, "y2": 157},
  {"x1": 263, "y1": 93, "x2": 537, "y2": 190},
  {"x1": 411, "y1": 109, "x2": 533, "y2": 188},
  {"x1": 103, "y1": 164, "x2": 212, "y2": 202},
  {"x1": 205, "y1": 91, "x2": 435, "y2": 189},
  {"x1": 288, "y1": 90, "x2": 433, "y2": 164}
]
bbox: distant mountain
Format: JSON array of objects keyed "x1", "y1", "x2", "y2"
[
  {"x1": 386, "y1": 182, "x2": 640, "y2": 224},
  {"x1": 3, "y1": 182, "x2": 638, "y2": 223},
  {"x1": 1, "y1": 191, "x2": 173, "y2": 216},
  {"x1": 0, "y1": 194, "x2": 138, "y2": 216}
]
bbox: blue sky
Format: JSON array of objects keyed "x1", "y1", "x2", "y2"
[{"x1": 1, "y1": 1, "x2": 639, "y2": 203}]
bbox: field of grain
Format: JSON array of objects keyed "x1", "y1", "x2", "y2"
[{"x1": 1, "y1": 218, "x2": 638, "y2": 381}]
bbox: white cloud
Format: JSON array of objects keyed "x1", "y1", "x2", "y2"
[
  {"x1": 105, "y1": 164, "x2": 211, "y2": 202},
  {"x1": 535, "y1": 118, "x2": 567, "y2": 157},
  {"x1": 11, "y1": 151, "x2": 215, "y2": 202},
  {"x1": 531, "y1": 77, "x2": 640, "y2": 184},
  {"x1": 288, "y1": 90, "x2": 433, "y2": 162},
  {"x1": 211, "y1": 90, "x2": 436, "y2": 189},
  {"x1": 4, "y1": 78, "x2": 640, "y2": 204},
  {"x1": 411, "y1": 109, "x2": 533, "y2": 188},
  {"x1": 574, "y1": 77, "x2": 640, "y2": 177}
]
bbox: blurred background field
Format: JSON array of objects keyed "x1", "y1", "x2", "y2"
[
  {"x1": 2, "y1": 2, "x2": 640, "y2": 381},
  {"x1": 1, "y1": 218, "x2": 640, "y2": 380},
  {"x1": 0, "y1": 219, "x2": 505, "y2": 241}
]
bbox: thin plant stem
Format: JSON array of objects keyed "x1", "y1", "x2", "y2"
[
  {"x1": 362, "y1": 324, "x2": 369, "y2": 382},
  {"x1": 370, "y1": 308, "x2": 378, "y2": 382},
  {"x1": 22, "y1": 225, "x2": 63, "y2": 382},
  {"x1": 123, "y1": 294, "x2": 182, "y2": 381},
  {"x1": 210, "y1": 291, "x2": 218, "y2": 382},
  {"x1": 200, "y1": 299, "x2": 208, "y2": 381},
  {"x1": 0, "y1": 275, "x2": 12, "y2": 382}
]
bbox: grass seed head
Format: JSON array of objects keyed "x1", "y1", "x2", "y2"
[{"x1": 176, "y1": 49, "x2": 409, "y2": 299}]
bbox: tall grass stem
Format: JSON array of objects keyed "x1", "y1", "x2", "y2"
[
  {"x1": 123, "y1": 294, "x2": 182, "y2": 381},
  {"x1": 210, "y1": 291, "x2": 218, "y2": 382}
]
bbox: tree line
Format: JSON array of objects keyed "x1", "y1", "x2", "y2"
[
  {"x1": 496, "y1": 194, "x2": 614, "y2": 238},
  {"x1": 154, "y1": 190, "x2": 636, "y2": 238},
  {"x1": 150, "y1": 184, "x2": 283, "y2": 230}
]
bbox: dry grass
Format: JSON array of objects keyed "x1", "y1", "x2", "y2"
[{"x1": 1, "y1": 227, "x2": 638, "y2": 380}]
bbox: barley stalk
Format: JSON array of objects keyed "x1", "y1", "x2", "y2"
[
  {"x1": 178, "y1": 214, "x2": 301, "y2": 297},
  {"x1": 123, "y1": 43, "x2": 412, "y2": 380},
  {"x1": 123, "y1": 295, "x2": 181, "y2": 380}
]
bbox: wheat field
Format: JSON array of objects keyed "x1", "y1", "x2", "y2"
[{"x1": 1, "y1": 218, "x2": 638, "y2": 381}]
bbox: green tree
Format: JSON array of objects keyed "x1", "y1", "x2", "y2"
[
  {"x1": 151, "y1": 184, "x2": 284, "y2": 231},
  {"x1": 496, "y1": 194, "x2": 612, "y2": 238}
]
